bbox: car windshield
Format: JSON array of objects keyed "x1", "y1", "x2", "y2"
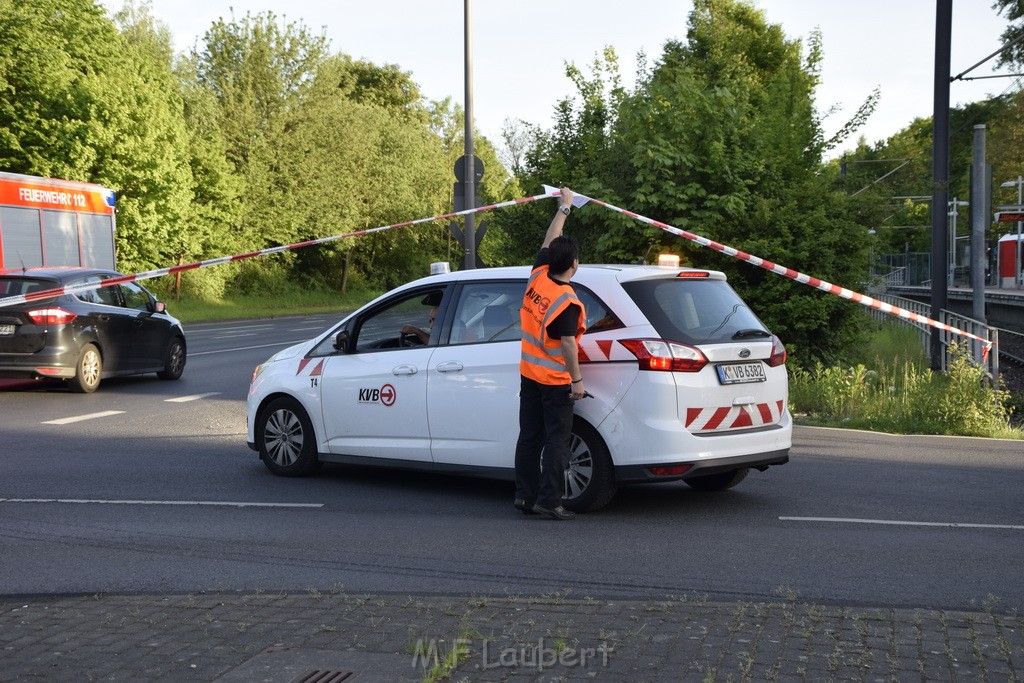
[{"x1": 622, "y1": 278, "x2": 769, "y2": 345}]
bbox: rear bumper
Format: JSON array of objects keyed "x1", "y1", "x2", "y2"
[
  {"x1": 0, "y1": 365, "x2": 75, "y2": 379},
  {"x1": 614, "y1": 448, "x2": 790, "y2": 484}
]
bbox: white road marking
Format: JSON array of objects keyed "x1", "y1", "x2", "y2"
[
  {"x1": 42, "y1": 411, "x2": 125, "y2": 425},
  {"x1": 291, "y1": 326, "x2": 324, "y2": 332},
  {"x1": 780, "y1": 516, "x2": 1024, "y2": 531},
  {"x1": 165, "y1": 392, "x2": 221, "y2": 403},
  {"x1": 188, "y1": 324, "x2": 276, "y2": 333},
  {"x1": 213, "y1": 332, "x2": 258, "y2": 339},
  {"x1": 190, "y1": 340, "x2": 307, "y2": 356},
  {"x1": 0, "y1": 498, "x2": 323, "y2": 508}
]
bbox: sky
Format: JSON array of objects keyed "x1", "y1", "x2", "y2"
[{"x1": 103, "y1": 1, "x2": 1016, "y2": 161}]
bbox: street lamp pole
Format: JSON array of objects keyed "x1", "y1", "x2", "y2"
[
  {"x1": 929, "y1": 0, "x2": 952, "y2": 370},
  {"x1": 462, "y1": 0, "x2": 476, "y2": 270},
  {"x1": 948, "y1": 198, "x2": 968, "y2": 287}
]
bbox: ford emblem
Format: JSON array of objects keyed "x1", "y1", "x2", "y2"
[{"x1": 738, "y1": 348, "x2": 751, "y2": 358}]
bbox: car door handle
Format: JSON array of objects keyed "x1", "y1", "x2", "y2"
[
  {"x1": 435, "y1": 361, "x2": 464, "y2": 373},
  {"x1": 98, "y1": 315, "x2": 111, "y2": 322},
  {"x1": 392, "y1": 365, "x2": 418, "y2": 376}
]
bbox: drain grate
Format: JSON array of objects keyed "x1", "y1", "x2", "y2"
[{"x1": 289, "y1": 670, "x2": 355, "y2": 683}]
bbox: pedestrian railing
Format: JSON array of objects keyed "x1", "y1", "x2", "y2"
[{"x1": 869, "y1": 294, "x2": 999, "y2": 380}]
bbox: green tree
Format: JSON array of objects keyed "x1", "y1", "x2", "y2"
[
  {"x1": 512, "y1": 0, "x2": 873, "y2": 363},
  {"x1": 993, "y1": 0, "x2": 1024, "y2": 68},
  {"x1": 188, "y1": 11, "x2": 329, "y2": 251},
  {"x1": 0, "y1": 0, "x2": 194, "y2": 273}
]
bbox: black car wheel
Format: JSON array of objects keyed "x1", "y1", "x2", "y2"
[
  {"x1": 257, "y1": 397, "x2": 322, "y2": 477},
  {"x1": 562, "y1": 419, "x2": 617, "y2": 512},
  {"x1": 684, "y1": 467, "x2": 749, "y2": 491},
  {"x1": 69, "y1": 344, "x2": 102, "y2": 393},
  {"x1": 157, "y1": 337, "x2": 186, "y2": 380}
]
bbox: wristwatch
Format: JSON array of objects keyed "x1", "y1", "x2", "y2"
[{"x1": 560, "y1": 205, "x2": 571, "y2": 216}]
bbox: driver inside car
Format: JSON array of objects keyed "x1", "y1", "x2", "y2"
[{"x1": 400, "y1": 305, "x2": 437, "y2": 345}]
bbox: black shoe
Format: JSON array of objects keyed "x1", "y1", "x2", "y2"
[
  {"x1": 514, "y1": 498, "x2": 538, "y2": 515},
  {"x1": 532, "y1": 503, "x2": 576, "y2": 520}
]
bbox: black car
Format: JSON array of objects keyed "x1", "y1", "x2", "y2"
[{"x1": 0, "y1": 268, "x2": 186, "y2": 393}]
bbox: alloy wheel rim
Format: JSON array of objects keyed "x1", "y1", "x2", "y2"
[
  {"x1": 564, "y1": 433, "x2": 594, "y2": 500},
  {"x1": 169, "y1": 343, "x2": 185, "y2": 374},
  {"x1": 81, "y1": 350, "x2": 100, "y2": 387},
  {"x1": 265, "y1": 409, "x2": 303, "y2": 466}
]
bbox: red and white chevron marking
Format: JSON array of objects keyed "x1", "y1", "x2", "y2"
[
  {"x1": 685, "y1": 400, "x2": 785, "y2": 433},
  {"x1": 0, "y1": 190, "x2": 560, "y2": 309},
  {"x1": 581, "y1": 194, "x2": 994, "y2": 358},
  {"x1": 295, "y1": 358, "x2": 325, "y2": 376},
  {"x1": 577, "y1": 338, "x2": 627, "y2": 363}
]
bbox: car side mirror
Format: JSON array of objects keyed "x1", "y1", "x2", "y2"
[
  {"x1": 333, "y1": 330, "x2": 349, "y2": 353},
  {"x1": 154, "y1": 301, "x2": 167, "y2": 314}
]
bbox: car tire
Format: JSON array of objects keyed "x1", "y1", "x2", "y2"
[
  {"x1": 257, "y1": 397, "x2": 322, "y2": 477},
  {"x1": 684, "y1": 467, "x2": 749, "y2": 491},
  {"x1": 69, "y1": 344, "x2": 102, "y2": 394},
  {"x1": 157, "y1": 337, "x2": 186, "y2": 380},
  {"x1": 562, "y1": 419, "x2": 617, "y2": 512}
]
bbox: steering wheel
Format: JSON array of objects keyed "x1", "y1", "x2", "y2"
[{"x1": 399, "y1": 331, "x2": 421, "y2": 347}]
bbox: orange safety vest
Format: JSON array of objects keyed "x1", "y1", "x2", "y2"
[{"x1": 519, "y1": 264, "x2": 586, "y2": 385}]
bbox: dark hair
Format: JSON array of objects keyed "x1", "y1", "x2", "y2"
[{"x1": 549, "y1": 235, "x2": 579, "y2": 273}]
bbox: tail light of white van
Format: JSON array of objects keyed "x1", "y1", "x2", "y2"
[
  {"x1": 767, "y1": 335, "x2": 787, "y2": 367},
  {"x1": 618, "y1": 339, "x2": 708, "y2": 372}
]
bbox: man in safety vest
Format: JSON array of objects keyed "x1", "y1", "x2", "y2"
[{"x1": 513, "y1": 188, "x2": 587, "y2": 521}]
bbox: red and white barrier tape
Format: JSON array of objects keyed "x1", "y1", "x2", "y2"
[
  {"x1": 0, "y1": 190, "x2": 560, "y2": 309},
  {"x1": 0, "y1": 183, "x2": 995, "y2": 360},
  {"x1": 575, "y1": 191, "x2": 995, "y2": 358}
]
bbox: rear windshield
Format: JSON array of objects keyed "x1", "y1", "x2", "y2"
[
  {"x1": 622, "y1": 278, "x2": 771, "y2": 345},
  {"x1": 0, "y1": 277, "x2": 59, "y2": 300}
]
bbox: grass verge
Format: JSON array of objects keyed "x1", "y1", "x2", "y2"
[
  {"x1": 790, "y1": 324, "x2": 1023, "y2": 439},
  {"x1": 163, "y1": 289, "x2": 380, "y2": 323}
]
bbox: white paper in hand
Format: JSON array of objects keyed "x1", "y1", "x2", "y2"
[{"x1": 542, "y1": 184, "x2": 591, "y2": 208}]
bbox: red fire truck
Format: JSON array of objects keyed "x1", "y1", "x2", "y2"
[{"x1": 0, "y1": 171, "x2": 116, "y2": 271}]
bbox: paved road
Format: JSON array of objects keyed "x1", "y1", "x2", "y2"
[{"x1": 1, "y1": 315, "x2": 1022, "y2": 613}]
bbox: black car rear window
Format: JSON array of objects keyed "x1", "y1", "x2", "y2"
[
  {"x1": 622, "y1": 278, "x2": 770, "y2": 345},
  {"x1": 0, "y1": 277, "x2": 59, "y2": 299}
]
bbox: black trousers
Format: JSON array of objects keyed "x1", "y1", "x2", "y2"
[{"x1": 514, "y1": 375, "x2": 573, "y2": 508}]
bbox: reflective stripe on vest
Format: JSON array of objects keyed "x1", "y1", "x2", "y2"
[{"x1": 519, "y1": 265, "x2": 585, "y2": 385}]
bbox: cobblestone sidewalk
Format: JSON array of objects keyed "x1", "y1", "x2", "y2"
[{"x1": 1, "y1": 591, "x2": 1020, "y2": 681}]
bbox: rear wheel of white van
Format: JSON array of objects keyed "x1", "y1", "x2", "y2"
[
  {"x1": 684, "y1": 467, "x2": 749, "y2": 491},
  {"x1": 562, "y1": 419, "x2": 617, "y2": 512}
]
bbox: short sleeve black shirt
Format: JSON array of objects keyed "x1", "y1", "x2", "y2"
[{"x1": 533, "y1": 248, "x2": 581, "y2": 339}]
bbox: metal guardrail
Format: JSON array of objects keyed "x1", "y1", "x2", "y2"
[
  {"x1": 869, "y1": 294, "x2": 999, "y2": 380},
  {"x1": 883, "y1": 267, "x2": 906, "y2": 288}
]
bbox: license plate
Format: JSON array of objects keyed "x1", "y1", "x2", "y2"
[
  {"x1": 0, "y1": 324, "x2": 14, "y2": 336},
  {"x1": 716, "y1": 361, "x2": 766, "y2": 384}
]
